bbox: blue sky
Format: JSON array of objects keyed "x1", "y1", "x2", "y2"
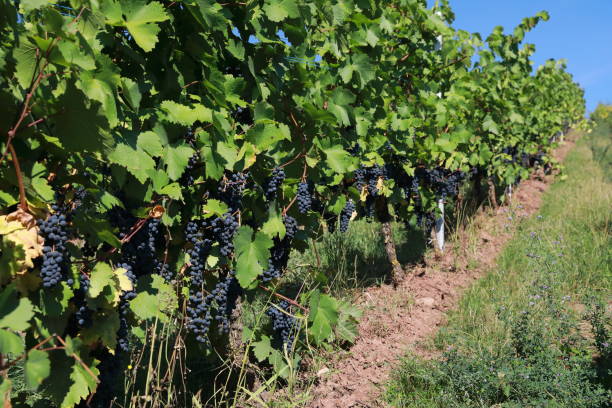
[{"x1": 430, "y1": 0, "x2": 612, "y2": 112}]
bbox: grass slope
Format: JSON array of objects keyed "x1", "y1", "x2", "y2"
[{"x1": 385, "y1": 131, "x2": 612, "y2": 408}]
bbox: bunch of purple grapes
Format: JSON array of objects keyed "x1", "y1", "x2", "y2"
[
  {"x1": 296, "y1": 182, "x2": 311, "y2": 213},
  {"x1": 267, "y1": 300, "x2": 299, "y2": 352},
  {"x1": 340, "y1": 199, "x2": 355, "y2": 233},
  {"x1": 265, "y1": 167, "x2": 285, "y2": 201},
  {"x1": 261, "y1": 216, "x2": 297, "y2": 282},
  {"x1": 38, "y1": 206, "x2": 71, "y2": 288}
]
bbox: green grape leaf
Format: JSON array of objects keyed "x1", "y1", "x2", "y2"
[
  {"x1": 483, "y1": 115, "x2": 500, "y2": 135},
  {"x1": 234, "y1": 226, "x2": 273, "y2": 288},
  {"x1": 163, "y1": 144, "x2": 195, "y2": 181},
  {"x1": 252, "y1": 335, "x2": 272, "y2": 362},
  {"x1": 0, "y1": 285, "x2": 34, "y2": 331},
  {"x1": 61, "y1": 359, "x2": 100, "y2": 408},
  {"x1": 57, "y1": 40, "x2": 96, "y2": 71},
  {"x1": 54, "y1": 84, "x2": 110, "y2": 152},
  {"x1": 188, "y1": 0, "x2": 228, "y2": 31},
  {"x1": 324, "y1": 145, "x2": 357, "y2": 174},
  {"x1": 25, "y1": 349, "x2": 50, "y2": 389},
  {"x1": 31, "y1": 177, "x2": 55, "y2": 201},
  {"x1": 121, "y1": 0, "x2": 170, "y2": 52},
  {"x1": 130, "y1": 292, "x2": 159, "y2": 321},
  {"x1": 202, "y1": 141, "x2": 238, "y2": 179},
  {"x1": 20, "y1": 0, "x2": 51, "y2": 12},
  {"x1": 435, "y1": 136, "x2": 458, "y2": 153},
  {"x1": 335, "y1": 300, "x2": 362, "y2": 343},
  {"x1": 130, "y1": 275, "x2": 177, "y2": 322},
  {"x1": 137, "y1": 131, "x2": 164, "y2": 157},
  {"x1": 80, "y1": 311, "x2": 120, "y2": 350},
  {"x1": 159, "y1": 182, "x2": 183, "y2": 200},
  {"x1": 264, "y1": 0, "x2": 299, "y2": 22},
  {"x1": 0, "y1": 329, "x2": 24, "y2": 355},
  {"x1": 39, "y1": 282, "x2": 73, "y2": 317},
  {"x1": 13, "y1": 41, "x2": 38, "y2": 88},
  {"x1": 88, "y1": 262, "x2": 115, "y2": 299},
  {"x1": 0, "y1": 239, "x2": 24, "y2": 283},
  {"x1": 267, "y1": 348, "x2": 297, "y2": 379},
  {"x1": 262, "y1": 203, "x2": 285, "y2": 239},
  {"x1": 203, "y1": 199, "x2": 229, "y2": 218},
  {"x1": 79, "y1": 73, "x2": 118, "y2": 127},
  {"x1": 73, "y1": 213, "x2": 121, "y2": 248},
  {"x1": 160, "y1": 101, "x2": 212, "y2": 125},
  {"x1": 308, "y1": 291, "x2": 339, "y2": 344},
  {"x1": 246, "y1": 123, "x2": 291, "y2": 151},
  {"x1": 109, "y1": 144, "x2": 156, "y2": 184},
  {"x1": 121, "y1": 77, "x2": 142, "y2": 110}
]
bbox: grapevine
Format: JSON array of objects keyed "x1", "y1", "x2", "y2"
[{"x1": 0, "y1": 0, "x2": 586, "y2": 405}]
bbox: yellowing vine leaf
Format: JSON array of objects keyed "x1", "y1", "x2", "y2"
[
  {"x1": 0, "y1": 210, "x2": 43, "y2": 276},
  {"x1": 114, "y1": 268, "x2": 134, "y2": 293}
]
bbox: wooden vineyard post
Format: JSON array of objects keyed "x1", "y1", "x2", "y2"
[
  {"x1": 434, "y1": 198, "x2": 445, "y2": 252},
  {"x1": 381, "y1": 221, "x2": 403, "y2": 287},
  {"x1": 488, "y1": 177, "x2": 498, "y2": 209}
]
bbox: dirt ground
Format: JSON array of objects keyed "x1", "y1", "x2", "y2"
[{"x1": 305, "y1": 134, "x2": 579, "y2": 408}]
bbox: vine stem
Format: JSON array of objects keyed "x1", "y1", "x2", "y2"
[
  {"x1": 8, "y1": 143, "x2": 27, "y2": 210},
  {"x1": 0, "y1": 335, "x2": 56, "y2": 371},
  {"x1": 282, "y1": 195, "x2": 297, "y2": 217},
  {"x1": 258, "y1": 285, "x2": 309, "y2": 313},
  {"x1": 54, "y1": 335, "x2": 100, "y2": 383},
  {"x1": 108, "y1": 217, "x2": 150, "y2": 255},
  {"x1": 279, "y1": 151, "x2": 304, "y2": 169},
  {"x1": 427, "y1": 54, "x2": 469, "y2": 78},
  {"x1": 0, "y1": 7, "x2": 87, "y2": 212}
]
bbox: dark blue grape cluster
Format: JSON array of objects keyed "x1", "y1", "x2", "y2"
[
  {"x1": 186, "y1": 270, "x2": 241, "y2": 343},
  {"x1": 409, "y1": 176, "x2": 427, "y2": 228},
  {"x1": 147, "y1": 219, "x2": 161, "y2": 253},
  {"x1": 261, "y1": 216, "x2": 297, "y2": 282},
  {"x1": 156, "y1": 262, "x2": 172, "y2": 283},
  {"x1": 186, "y1": 290, "x2": 213, "y2": 344},
  {"x1": 265, "y1": 167, "x2": 285, "y2": 201},
  {"x1": 110, "y1": 208, "x2": 168, "y2": 283},
  {"x1": 147, "y1": 219, "x2": 171, "y2": 281},
  {"x1": 89, "y1": 350, "x2": 122, "y2": 408},
  {"x1": 266, "y1": 300, "x2": 299, "y2": 352},
  {"x1": 185, "y1": 220, "x2": 212, "y2": 287},
  {"x1": 73, "y1": 186, "x2": 87, "y2": 208},
  {"x1": 38, "y1": 208, "x2": 70, "y2": 288},
  {"x1": 184, "y1": 219, "x2": 215, "y2": 343},
  {"x1": 213, "y1": 271, "x2": 241, "y2": 334},
  {"x1": 116, "y1": 263, "x2": 136, "y2": 353},
  {"x1": 367, "y1": 164, "x2": 385, "y2": 197},
  {"x1": 354, "y1": 166, "x2": 366, "y2": 192},
  {"x1": 284, "y1": 215, "x2": 298, "y2": 240},
  {"x1": 340, "y1": 199, "x2": 355, "y2": 233},
  {"x1": 74, "y1": 274, "x2": 91, "y2": 328},
  {"x1": 181, "y1": 151, "x2": 200, "y2": 187},
  {"x1": 296, "y1": 182, "x2": 311, "y2": 214},
  {"x1": 212, "y1": 212, "x2": 239, "y2": 257},
  {"x1": 354, "y1": 165, "x2": 385, "y2": 197},
  {"x1": 416, "y1": 167, "x2": 466, "y2": 199},
  {"x1": 502, "y1": 146, "x2": 518, "y2": 165},
  {"x1": 218, "y1": 172, "x2": 247, "y2": 211},
  {"x1": 347, "y1": 142, "x2": 361, "y2": 157}
]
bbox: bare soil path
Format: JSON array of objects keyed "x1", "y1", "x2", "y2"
[{"x1": 306, "y1": 135, "x2": 578, "y2": 408}]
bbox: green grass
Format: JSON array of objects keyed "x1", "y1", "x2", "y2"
[
  {"x1": 285, "y1": 219, "x2": 426, "y2": 296},
  {"x1": 385, "y1": 130, "x2": 612, "y2": 408}
]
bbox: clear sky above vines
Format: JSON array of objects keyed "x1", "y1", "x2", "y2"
[{"x1": 430, "y1": 0, "x2": 612, "y2": 112}]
